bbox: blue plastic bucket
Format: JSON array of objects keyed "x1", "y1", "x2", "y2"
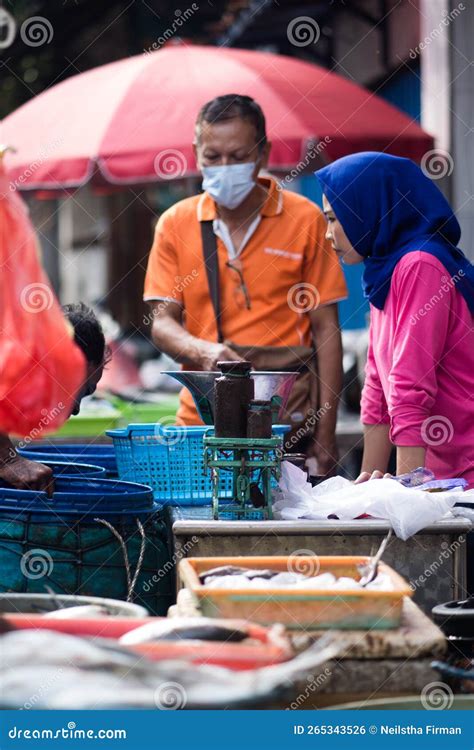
[
  {"x1": 0, "y1": 477, "x2": 173, "y2": 615},
  {"x1": 42, "y1": 461, "x2": 106, "y2": 478},
  {"x1": 18, "y1": 444, "x2": 118, "y2": 477}
]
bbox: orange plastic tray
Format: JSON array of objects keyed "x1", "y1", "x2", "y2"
[
  {"x1": 4, "y1": 615, "x2": 152, "y2": 639},
  {"x1": 5, "y1": 613, "x2": 293, "y2": 671},
  {"x1": 179, "y1": 555, "x2": 413, "y2": 630},
  {"x1": 129, "y1": 621, "x2": 293, "y2": 670}
]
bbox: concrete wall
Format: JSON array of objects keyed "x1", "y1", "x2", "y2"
[
  {"x1": 332, "y1": 0, "x2": 420, "y2": 86},
  {"x1": 57, "y1": 187, "x2": 108, "y2": 305},
  {"x1": 450, "y1": 0, "x2": 474, "y2": 261},
  {"x1": 420, "y1": 0, "x2": 474, "y2": 261}
]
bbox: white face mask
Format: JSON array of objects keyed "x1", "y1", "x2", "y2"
[{"x1": 201, "y1": 162, "x2": 257, "y2": 209}]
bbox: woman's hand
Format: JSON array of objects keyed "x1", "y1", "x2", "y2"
[{"x1": 354, "y1": 469, "x2": 393, "y2": 484}]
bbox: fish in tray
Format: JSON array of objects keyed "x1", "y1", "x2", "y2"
[
  {"x1": 0, "y1": 629, "x2": 346, "y2": 709},
  {"x1": 199, "y1": 566, "x2": 279, "y2": 584},
  {"x1": 120, "y1": 617, "x2": 250, "y2": 645}
]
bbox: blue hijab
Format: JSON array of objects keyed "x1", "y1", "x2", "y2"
[{"x1": 315, "y1": 152, "x2": 474, "y2": 313}]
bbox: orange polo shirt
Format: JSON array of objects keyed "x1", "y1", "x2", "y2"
[{"x1": 144, "y1": 177, "x2": 347, "y2": 424}]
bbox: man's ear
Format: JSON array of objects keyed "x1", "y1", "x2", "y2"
[
  {"x1": 260, "y1": 140, "x2": 271, "y2": 169},
  {"x1": 192, "y1": 140, "x2": 199, "y2": 168}
]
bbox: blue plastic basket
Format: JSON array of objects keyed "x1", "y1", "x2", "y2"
[
  {"x1": 107, "y1": 424, "x2": 289, "y2": 507},
  {"x1": 18, "y1": 444, "x2": 118, "y2": 476},
  {"x1": 0, "y1": 477, "x2": 155, "y2": 517}
]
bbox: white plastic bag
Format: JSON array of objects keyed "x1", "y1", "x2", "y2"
[{"x1": 274, "y1": 462, "x2": 468, "y2": 540}]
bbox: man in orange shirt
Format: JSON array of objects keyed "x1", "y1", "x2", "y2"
[{"x1": 144, "y1": 95, "x2": 347, "y2": 474}]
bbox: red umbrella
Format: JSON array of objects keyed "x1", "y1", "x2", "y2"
[{"x1": 1, "y1": 44, "x2": 433, "y2": 190}]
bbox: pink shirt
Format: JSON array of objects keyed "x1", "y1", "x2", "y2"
[{"x1": 361, "y1": 251, "x2": 474, "y2": 488}]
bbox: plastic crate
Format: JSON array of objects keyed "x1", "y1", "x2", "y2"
[
  {"x1": 179, "y1": 556, "x2": 413, "y2": 630},
  {"x1": 107, "y1": 424, "x2": 289, "y2": 507}
]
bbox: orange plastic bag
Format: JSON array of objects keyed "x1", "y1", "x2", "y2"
[{"x1": 0, "y1": 161, "x2": 86, "y2": 437}]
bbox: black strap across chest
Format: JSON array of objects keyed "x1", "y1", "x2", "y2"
[{"x1": 200, "y1": 220, "x2": 224, "y2": 343}]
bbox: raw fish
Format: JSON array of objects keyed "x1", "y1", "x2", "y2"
[
  {"x1": 120, "y1": 617, "x2": 249, "y2": 645},
  {"x1": 203, "y1": 570, "x2": 393, "y2": 591},
  {"x1": 199, "y1": 566, "x2": 278, "y2": 584},
  {"x1": 0, "y1": 629, "x2": 344, "y2": 709},
  {"x1": 44, "y1": 605, "x2": 111, "y2": 619}
]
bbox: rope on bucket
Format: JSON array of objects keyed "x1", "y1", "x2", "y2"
[{"x1": 94, "y1": 518, "x2": 146, "y2": 602}]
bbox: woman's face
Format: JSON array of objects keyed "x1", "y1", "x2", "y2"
[{"x1": 322, "y1": 194, "x2": 364, "y2": 265}]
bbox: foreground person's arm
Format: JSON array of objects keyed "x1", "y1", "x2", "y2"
[
  {"x1": 358, "y1": 322, "x2": 392, "y2": 482},
  {"x1": 149, "y1": 302, "x2": 241, "y2": 370},
  {"x1": 357, "y1": 431, "x2": 425, "y2": 481},
  {"x1": 395, "y1": 445, "x2": 426, "y2": 475},
  {"x1": 361, "y1": 423, "x2": 392, "y2": 474}
]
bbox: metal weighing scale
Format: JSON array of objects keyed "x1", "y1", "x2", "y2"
[{"x1": 164, "y1": 370, "x2": 296, "y2": 520}]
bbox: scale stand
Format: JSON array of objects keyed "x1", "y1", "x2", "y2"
[{"x1": 203, "y1": 435, "x2": 283, "y2": 520}]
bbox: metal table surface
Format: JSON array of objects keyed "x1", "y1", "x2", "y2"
[{"x1": 169, "y1": 507, "x2": 471, "y2": 615}]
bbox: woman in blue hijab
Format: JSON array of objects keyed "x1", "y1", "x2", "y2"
[{"x1": 316, "y1": 151, "x2": 474, "y2": 487}]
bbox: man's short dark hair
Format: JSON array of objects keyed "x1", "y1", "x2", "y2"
[
  {"x1": 62, "y1": 302, "x2": 109, "y2": 366},
  {"x1": 195, "y1": 94, "x2": 267, "y2": 151}
]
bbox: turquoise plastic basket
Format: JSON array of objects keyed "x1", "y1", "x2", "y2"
[{"x1": 107, "y1": 424, "x2": 289, "y2": 507}]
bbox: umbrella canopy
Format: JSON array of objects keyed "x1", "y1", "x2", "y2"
[{"x1": 1, "y1": 44, "x2": 433, "y2": 191}]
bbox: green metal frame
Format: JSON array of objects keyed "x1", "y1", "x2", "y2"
[{"x1": 203, "y1": 435, "x2": 283, "y2": 520}]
